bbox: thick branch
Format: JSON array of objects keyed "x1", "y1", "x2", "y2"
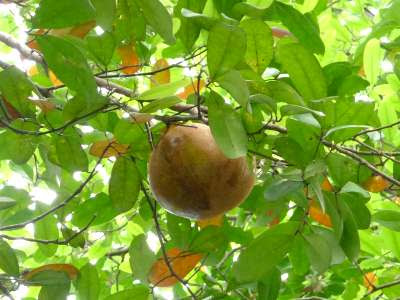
[{"x1": 0, "y1": 31, "x2": 44, "y2": 65}]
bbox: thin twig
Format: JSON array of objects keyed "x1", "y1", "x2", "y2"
[
  {"x1": 0, "y1": 216, "x2": 95, "y2": 244},
  {"x1": 141, "y1": 184, "x2": 198, "y2": 299}
]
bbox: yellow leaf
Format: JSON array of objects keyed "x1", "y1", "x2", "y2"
[
  {"x1": 148, "y1": 248, "x2": 202, "y2": 287},
  {"x1": 89, "y1": 139, "x2": 129, "y2": 158},
  {"x1": 150, "y1": 59, "x2": 170, "y2": 87}
]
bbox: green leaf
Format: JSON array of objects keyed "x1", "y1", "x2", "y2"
[
  {"x1": 304, "y1": 232, "x2": 332, "y2": 273},
  {"x1": 273, "y1": 1, "x2": 325, "y2": 54},
  {"x1": 277, "y1": 42, "x2": 326, "y2": 101},
  {"x1": 240, "y1": 18, "x2": 273, "y2": 75},
  {"x1": 190, "y1": 226, "x2": 228, "y2": 253},
  {"x1": 34, "y1": 210, "x2": 59, "y2": 257},
  {"x1": 0, "y1": 120, "x2": 38, "y2": 165},
  {"x1": 134, "y1": 0, "x2": 176, "y2": 45},
  {"x1": 76, "y1": 263, "x2": 99, "y2": 300},
  {"x1": 26, "y1": 270, "x2": 71, "y2": 286},
  {"x1": 280, "y1": 104, "x2": 325, "y2": 117},
  {"x1": 180, "y1": 8, "x2": 218, "y2": 30},
  {"x1": 339, "y1": 201, "x2": 360, "y2": 262},
  {"x1": 140, "y1": 96, "x2": 182, "y2": 113},
  {"x1": 72, "y1": 193, "x2": 119, "y2": 227},
  {"x1": 0, "y1": 196, "x2": 16, "y2": 210},
  {"x1": 0, "y1": 239, "x2": 19, "y2": 276},
  {"x1": 37, "y1": 35, "x2": 97, "y2": 98},
  {"x1": 175, "y1": 0, "x2": 207, "y2": 51},
  {"x1": 92, "y1": 0, "x2": 116, "y2": 31},
  {"x1": 207, "y1": 22, "x2": 246, "y2": 80},
  {"x1": 129, "y1": 234, "x2": 156, "y2": 282},
  {"x1": 32, "y1": 0, "x2": 96, "y2": 29},
  {"x1": 87, "y1": 32, "x2": 116, "y2": 67},
  {"x1": 257, "y1": 267, "x2": 281, "y2": 300},
  {"x1": 138, "y1": 78, "x2": 190, "y2": 100},
  {"x1": 39, "y1": 283, "x2": 70, "y2": 300},
  {"x1": 115, "y1": 0, "x2": 146, "y2": 42},
  {"x1": 289, "y1": 235, "x2": 310, "y2": 276},
  {"x1": 216, "y1": 70, "x2": 249, "y2": 107},
  {"x1": 363, "y1": 38, "x2": 383, "y2": 86},
  {"x1": 63, "y1": 94, "x2": 107, "y2": 121},
  {"x1": 373, "y1": 210, "x2": 400, "y2": 231},
  {"x1": 54, "y1": 131, "x2": 88, "y2": 172},
  {"x1": 264, "y1": 179, "x2": 303, "y2": 202},
  {"x1": 206, "y1": 91, "x2": 248, "y2": 159},
  {"x1": 106, "y1": 286, "x2": 149, "y2": 300},
  {"x1": 232, "y1": 222, "x2": 299, "y2": 282},
  {"x1": 0, "y1": 66, "x2": 36, "y2": 117},
  {"x1": 109, "y1": 156, "x2": 140, "y2": 213}
]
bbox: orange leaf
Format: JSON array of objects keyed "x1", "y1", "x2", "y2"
[
  {"x1": 271, "y1": 27, "x2": 292, "y2": 38},
  {"x1": 1, "y1": 98, "x2": 21, "y2": 121},
  {"x1": 177, "y1": 79, "x2": 205, "y2": 99},
  {"x1": 150, "y1": 59, "x2": 170, "y2": 87},
  {"x1": 23, "y1": 264, "x2": 79, "y2": 281},
  {"x1": 118, "y1": 44, "x2": 140, "y2": 75},
  {"x1": 49, "y1": 70, "x2": 63, "y2": 86},
  {"x1": 68, "y1": 20, "x2": 96, "y2": 38},
  {"x1": 309, "y1": 199, "x2": 332, "y2": 228},
  {"x1": 27, "y1": 65, "x2": 39, "y2": 77},
  {"x1": 266, "y1": 210, "x2": 280, "y2": 227},
  {"x1": 363, "y1": 175, "x2": 390, "y2": 193},
  {"x1": 31, "y1": 100, "x2": 56, "y2": 113},
  {"x1": 89, "y1": 139, "x2": 129, "y2": 158},
  {"x1": 26, "y1": 29, "x2": 46, "y2": 50},
  {"x1": 148, "y1": 248, "x2": 203, "y2": 287},
  {"x1": 197, "y1": 214, "x2": 223, "y2": 229},
  {"x1": 363, "y1": 272, "x2": 377, "y2": 291},
  {"x1": 321, "y1": 177, "x2": 333, "y2": 192},
  {"x1": 130, "y1": 113, "x2": 154, "y2": 124}
]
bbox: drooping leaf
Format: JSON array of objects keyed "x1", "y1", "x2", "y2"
[
  {"x1": 32, "y1": 0, "x2": 96, "y2": 29},
  {"x1": 216, "y1": 70, "x2": 249, "y2": 107},
  {"x1": 363, "y1": 38, "x2": 384, "y2": 86},
  {"x1": 272, "y1": 1, "x2": 325, "y2": 54},
  {"x1": 0, "y1": 239, "x2": 19, "y2": 276},
  {"x1": 0, "y1": 66, "x2": 36, "y2": 117},
  {"x1": 109, "y1": 156, "x2": 141, "y2": 213},
  {"x1": 134, "y1": 0, "x2": 175, "y2": 45},
  {"x1": 277, "y1": 42, "x2": 326, "y2": 101},
  {"x1": 207, "y1": 22, "x2": 246, "y2": 80},
  {"x1": 54, "y1": 130, "x2": 88, "y2": 172},
  {"x1": 175, "y1": 0, "x2": 208, "y2": 51},
  {"x1": 129, "y1": 234, "x2": 157, "y2": 283},
  {"x1": 206, "y1": 91, "x2": 248, "y2": 159},
  {"x1": 34, "y1": 211, "x2": 59, "y2": 257},
  {"x1": 232, "y1": 222, "x2": 299, "y2": 282},
  {"x1": 76, "y1": 263, "x2": 99, "y2": 300},
  {"x1": 37, "y1": 35, "x2": 98, "y2": 98},
  {"x1": 72, "y1": 193, "x2": 119, "y2": 227},
  {"x1": 240, "y1": 18, "x2": 273, "y2": 75}
]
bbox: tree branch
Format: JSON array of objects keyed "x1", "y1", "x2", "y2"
[
  {"x1": 141, "y1": 184, "x2": 198, "y2": 299},
  {"x1": 0, "y1": 216, "x2": 95, "y2": 244},
  {"x1": 364, "y1": 278, "x2": 400, "y2": 297},
  {"x1": 0, "y1": 144, "x2": 111, "y2": 231}
]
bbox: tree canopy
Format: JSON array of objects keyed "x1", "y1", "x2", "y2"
[{"x1": 0, "y1": 0, "x2": 400, "y2": 299}]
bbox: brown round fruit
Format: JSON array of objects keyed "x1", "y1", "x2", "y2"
[{"x1": 148, "y1": 123, "x2": 255, "y2": 220}]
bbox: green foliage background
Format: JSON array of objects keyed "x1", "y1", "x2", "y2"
[{"x1": 0, "y1": 0, "x2": 399, "y2": 299}]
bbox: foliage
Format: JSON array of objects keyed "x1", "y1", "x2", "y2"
[{"x1": 0, "y1": 0, "x2": 399, "y2": 299}]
